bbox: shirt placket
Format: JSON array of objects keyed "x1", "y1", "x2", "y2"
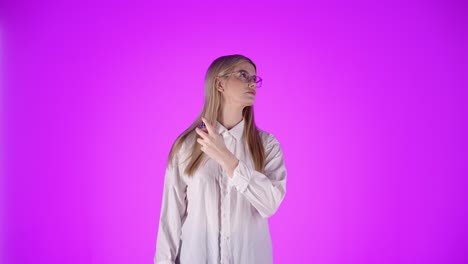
[{"x1": 219, "y1": 131, "x2": 236, "y2": 264}]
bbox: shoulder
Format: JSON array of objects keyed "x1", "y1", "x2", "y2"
[
  {"x1": 257, "y1": 128, "x2": 282, "y2": 150},
  {"x1": 181, "y1": 130, "x2": 196, "y2": 152},
  {"x1": 169, "y1": 130, "x2": 196, "y2": 166},
  {"x1": 257, "y1": 128, "x2": 286, "y2": 165},
  {"x1": 178, "y1": 131, "x2": 197, "y2": 160}
]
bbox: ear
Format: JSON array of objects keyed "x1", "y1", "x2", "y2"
[{"x1": 216, "y1": 77, "x2": 225, "y2": 92}]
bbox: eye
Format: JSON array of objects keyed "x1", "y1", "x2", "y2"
[{"x1": 239, "y1": 72, "x2": 249, "y2": 81}]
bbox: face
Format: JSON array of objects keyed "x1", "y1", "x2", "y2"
[{"x1": 216, "y1": 61, "x2": 258, "y2": 107}]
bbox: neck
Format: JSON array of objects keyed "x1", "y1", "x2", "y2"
[{"x1": 218, "y1": 105, "x2": 244, "y2": 130}]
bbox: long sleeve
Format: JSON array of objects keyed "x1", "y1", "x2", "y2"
[
  {"x1": 154, "y1": 151, "x2": 188, "y2": 264},
  {"x1": 228, "y1": 134, "x2": 287, "y2": 218}
]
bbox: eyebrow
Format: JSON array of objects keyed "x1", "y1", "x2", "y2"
[{"x1": 237, "y1": 69, "x2": 256, "y2": 75}]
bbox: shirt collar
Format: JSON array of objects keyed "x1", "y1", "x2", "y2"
[{"x1": 216, "y1": 118, "x2": 245, "y2": 141}]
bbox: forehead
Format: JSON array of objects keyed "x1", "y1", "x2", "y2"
[{"x1": 232, "y1": 61, "x2": 256, "y2": 75}]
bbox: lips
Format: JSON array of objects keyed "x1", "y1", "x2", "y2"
[{"x1": 247, "y1": 90, "x2": 256, "y2": 95}]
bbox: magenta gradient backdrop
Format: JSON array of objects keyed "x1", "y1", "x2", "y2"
[{"x1": 1, "y1": 0, "x2": 467, "y2": 263}]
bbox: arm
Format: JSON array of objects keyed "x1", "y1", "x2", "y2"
[
  {"x1": 154, "y1": 152, "x2": 187, "y2": 264},
  {"x1": 227, "y1": 134, "x2": 287, "y2": 218}
]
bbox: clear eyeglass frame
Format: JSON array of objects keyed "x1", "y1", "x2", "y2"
[{"x1": 218, "y1": 70, "x2": 262, "y2": 88}]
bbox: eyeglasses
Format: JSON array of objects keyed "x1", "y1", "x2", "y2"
[{"x1": 218, "y1": 70, "x2": 262, "y2": 88}]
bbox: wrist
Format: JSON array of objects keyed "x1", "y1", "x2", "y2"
[{"x1": 222, "y1": 153, "x2": 239, "y2": 177}]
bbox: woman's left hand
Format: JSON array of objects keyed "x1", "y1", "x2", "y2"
[{"x1": 195, "y1": 117, "x2": 239, "y2": 176}]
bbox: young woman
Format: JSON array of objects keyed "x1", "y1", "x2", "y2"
[{"x1": 154, "y1": 54, "x2": 287, "y2": 264}]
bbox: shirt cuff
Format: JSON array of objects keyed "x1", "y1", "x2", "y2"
[{"x1": 228, "y1": 159, "x2": 251, "y2": 193}]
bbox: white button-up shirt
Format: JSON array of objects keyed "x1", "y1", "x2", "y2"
[{"x1": 154, "y1": 118, "x2": 287, "y2": 264}]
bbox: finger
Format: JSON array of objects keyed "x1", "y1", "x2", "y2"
[
  {"x1": 197, "y1": 138, "x2": 206, "y2": 151},
  {"x1": 195, "y1": 127, "x2": 208, "y2": 139},
  {"x1": 196, "y1": 138, "x2": 204, "y2": 145},
  {"x1": 201, "y1": 117, "x2": 216, "y2": 135}
]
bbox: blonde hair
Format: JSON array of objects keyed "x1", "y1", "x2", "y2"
[{"x1": 167, "y1": 54, "x2": 266, "y2": 176}]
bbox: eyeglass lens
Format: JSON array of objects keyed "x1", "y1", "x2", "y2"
[{"x1": 238, "y1": 71, "x2": 262, "y2": 87}]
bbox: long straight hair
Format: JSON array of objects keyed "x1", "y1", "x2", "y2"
[{"x1": 167, "y1": 54, "x2": 266, "y2": 176}]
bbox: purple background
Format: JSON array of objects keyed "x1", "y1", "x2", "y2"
[{"x1": 1, "y1": 0, "x2": 467, "y2": 263}]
